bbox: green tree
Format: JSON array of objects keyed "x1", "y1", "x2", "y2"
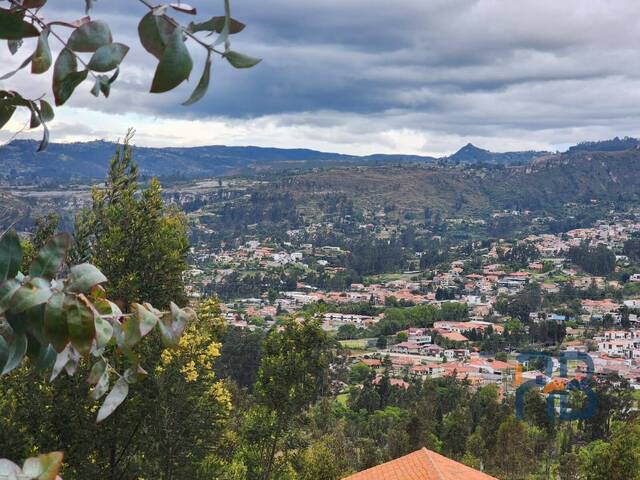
[
  {"x1": 76, "y1": 132, "x2": 189, "y2": 310},
  {"x1": 495, "y1": 416, "x2": 535, "y2": 480},
  {"x1": 249, "y1": 319, "x2": 331, "y2": 479}
]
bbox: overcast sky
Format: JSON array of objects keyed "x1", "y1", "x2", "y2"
[{"x1": 2, "y1": 0, "x2": 640, "y2": 156}]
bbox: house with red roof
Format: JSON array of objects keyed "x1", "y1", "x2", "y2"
[{"x1": 342, "y1": 448, "x2": 498, "y2": 480}]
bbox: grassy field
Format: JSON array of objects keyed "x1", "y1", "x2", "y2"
[{"x1": 339, "y1": 339, "x2": 370, "y2": 350}]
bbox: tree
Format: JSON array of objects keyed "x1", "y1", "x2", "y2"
[
  {"x1": 75, "y1": 132, "x2": 189, "y2": 310},
  {"x1": 20, "y1": 212, "x2": 60, "y2": 271},
  {"x1": 0, "y1": 0, "x2": 260, "y2": 149},
  {"x1": 495, "y1": 416, "x2": 535, "y2": 480},
  {"x1": 249, "y1": 319, "x2": 332, "y2": 480},
  {"x1": 0, "y1": 228, "x2": 194, "y2": 472}
]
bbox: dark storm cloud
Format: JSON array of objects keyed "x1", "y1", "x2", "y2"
[{"x1": 3, "y1": 0, "x2": 640, "y2": 153}]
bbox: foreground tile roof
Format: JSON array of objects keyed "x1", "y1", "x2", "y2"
[{"x1": 342, "y1": 448, "x2": 498, "y2": 480}]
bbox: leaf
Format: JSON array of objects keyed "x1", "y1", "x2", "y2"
[
  {"x1": 94, "y1": 315, "x2": 113, "y2": 349},
  {"x1": 0, "y1": 8, "x2": 39, "y2": 40},
  {"x1": 22, "y1": 0, "x2": 48, "y2": 7},
  {"x1": 150, "y1": 27, "x2": 193, "y2": 93},
  {"x1": 224, "y1": 50, "x2": 261, "y2": 69},
  {"x1": 0, "y1": 279, "x2": 19, "y2": 315},
  {"x1": 22, "y1": 452, "x2": 63, "y2": 480},
  {"x1": 50, "y1": 345, "x2": 70, "y2": 381},
  {"x1": 32, "y1": 30, "x2": 52, "y2": 74},
  {"x1": 29, "y1": 233, "x2": 70, "y2": 279},
  {"x1": 85, "y1": 0, "x2": 96, "y2": 14},
  {"x1": 39, "y1": 99, "x2": 54, "y2": 122},
  {"x1": 10, "y1": 283, "x2": 52, "y2": 313},
  {"x1": 96, "y1": 376, "x2": 129, "y2": 422},
  {"x1": 182, "y1": 50, "x2": 211, "y2": 106},
  {"x1": 66, "y1": 263, "x2": 107, "y2": 293},
  {"x1": 8, "y1": 38, "x2": 23, "y2": 55},
  {"x1": 44, "y1": 292, "x2": 68, "y2": 353},
  {"x1": 67, "y1": 20, "x2": 112, "y2": 52},
  {"x1": 0, "y1": 53, "x2": 33, "y2": 80},
  {"x1": 29, "y1": 101, "x2": 42, "y2": 129},
  {"x1": 122, "y1": 312, "x2": 141, "y2": 348},
  {"x1": 65, "y1": 295, "x2": 96, "y2": 356},
  {"x1": 0, "y1": 336, "x2": 8, "y2": 374},
  {"x1": 34, "y1": 344, "x2": 57, "y2": 371},
  {"x1": 0, "y1": 100, "x2": 16, "y2": 129},
  {"x1": 0, "y1": 229, "x2": 22, "y2": 281},
  {"x1": 170, "y1": 3, "x2": 197, "y2": 15},
  {"x1": 48, "y1": 16, "x2": 91, "y2": 29},
  {"x1": 24, "y1": 303, "x2": 47, "y2": 345},
  {"x1": 88, "y1": 359, "x2": 106, "y2": 384},
  {"x1": 52, "y1": 49, "x2": 88, "y2": 107},
  {"x1": 89, "y1": 367, "x2": 109, "y2": 400},
  {"x1": 134, "y1": 303, "x2": 158, "y2": 337},
  {"x1": 88, "y1": 42, "x2": 129, "y2": 72},
  {"x1": 138, "y1": 11, "x2": 176, "y2": 60},
  {"x1": 158, "y1": 302, "x2": 192, "y2": 347},
  {"x1": 0, "y1": 459, "x2": 21, "y2": 477},
  {"x1": 38, "y1": 120, "x2": 50, "y2": 152},
  {"x1": 124, "y1": 364, "x2": 147, "y2": 384},
  {"x1": 188, "y1": 16, "x2": 245, "y2": 35},
  {"x1": 1, "y1": 333, "x2": 27, "y2": 375}
]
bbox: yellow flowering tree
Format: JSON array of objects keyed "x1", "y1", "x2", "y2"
[{"x1": 148, "y1": 297, "x2": 233, "y2": 477}]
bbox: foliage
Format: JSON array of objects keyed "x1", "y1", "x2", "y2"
[
  {"x1": 0, "y1": 227, "x2": 193, "y2": 422},
  {"x1": 0, "y1": 452, "x2": 63, "y2": 480},
  {"x1": 0, "y1": 0, "x2": 260, "y2": 149},
  {"x1": 75, "y1": 131, "x2": 189, "y2": 310},
  {"x1": 567, "y1": 243, "x2": 616, "y2": 277}
]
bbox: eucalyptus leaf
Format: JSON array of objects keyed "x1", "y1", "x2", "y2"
[
  {"x1": 29, "y1": 232, "x2": 70, "y2": 279},
  {"x1": 66, "y1": 263, "x2": 108, "y2": 293},
  {"x1": 182, "y1": 50, "x2": 211, "y2": 106},
  {"x1": 94, "y1": 315, "x2": 113, "y2": 348},
  {"x1": 68, "y1": 20, "x2": 112, "y2": 52},
  {"x1": 0, "y1": 229, "x2": 22, "y2": 281},
  {"x1": 32, "y1": 29, "x2": 52, "y2": 74},
  {"x1": 224, "y1": 50, "x2": 261, "y2": 69},
  {"x1": 8, "y1": 38, "x2": 23, "y2": 55},
  {"x1": 22, "y1": 452, "x2": 64, "y2": 480},
  {"x1": 0, "y1": 279, "x2": 19, "y2": 315},
  {"x1": 96, "y1": 376, "x2": 129, "y2": 422},
  {"x1": 0, "y1": 53, "x2": 32, "y2": 80},
  {"x1": 150, "y1": 27, "x2": 193, "y2": 93},
  {"x1": 88, "y1": 42, "x2": 129, "y2": 72},
  {"x1": 39, "y1": 99, "x2": 54, "y2": 122},
  {"x1": 87, "y1": 359, "x2": 107, "y2": 385},
  {"x1": 44, "y1": 292, "x2": 69, "y2": 353},
  {"x1": 0, "y1": 101, "x2": 16, "y2": 129},
  {"x1": 188, "y1": 16, "x2": 245, "y2": 35},
  {"x1": 1, "y1": 333, "x2": 27, "y2": 375},
  {"x1": 64, "y1": 294, "x2": 96, "y2": 356},
  {"x1": 10, "y1": 283, "x2": 52, "y2": 313},
  {"x1": 0, "y1": 8, "x2": 39, "y2": 40},
  {"x1": 89, "y1": 367, "x2": 109, "y2": 400},
  {"x1": 138, "y1": 11, "x2": 176, "y2": 60},
  {"x1": 53, "y1": 48, "x2": 84, "y2": 106}
]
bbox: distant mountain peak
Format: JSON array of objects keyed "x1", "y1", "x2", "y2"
[{"x1": 448, "y1": 142, "x2": 548, "y2": 165}]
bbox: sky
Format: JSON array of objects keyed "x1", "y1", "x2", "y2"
[{"x1": 2, "y1": 0, "x2": 640, "y2": 156}]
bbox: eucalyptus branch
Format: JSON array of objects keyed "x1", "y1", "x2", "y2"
[
  {"x1": 6, "y1": 0, "x2": 99, "y2": 81},
  {"x1": 135, "y1": 0, "x2": 226, "y2": 57}
]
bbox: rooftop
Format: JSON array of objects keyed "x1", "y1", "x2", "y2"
[{"x1": 342, "y1": 447, "x2": 498, "y2": 480}]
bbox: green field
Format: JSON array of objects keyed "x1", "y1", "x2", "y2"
[{"x1": 339, "y1": 339, "x2": 370, "y2": 350}]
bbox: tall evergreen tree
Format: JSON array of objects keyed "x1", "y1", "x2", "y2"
[{"x1": 75, "y1": 131, "x2": 189, "y2": 310}]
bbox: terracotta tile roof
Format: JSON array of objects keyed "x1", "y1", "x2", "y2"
[{"x1": 342, "y1": 448, "x2": 498, "y2": 480}]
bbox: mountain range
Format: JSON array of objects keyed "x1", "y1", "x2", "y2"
[{"x1": 1, "y1": 136, "x2": 639, "y2": 184}]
